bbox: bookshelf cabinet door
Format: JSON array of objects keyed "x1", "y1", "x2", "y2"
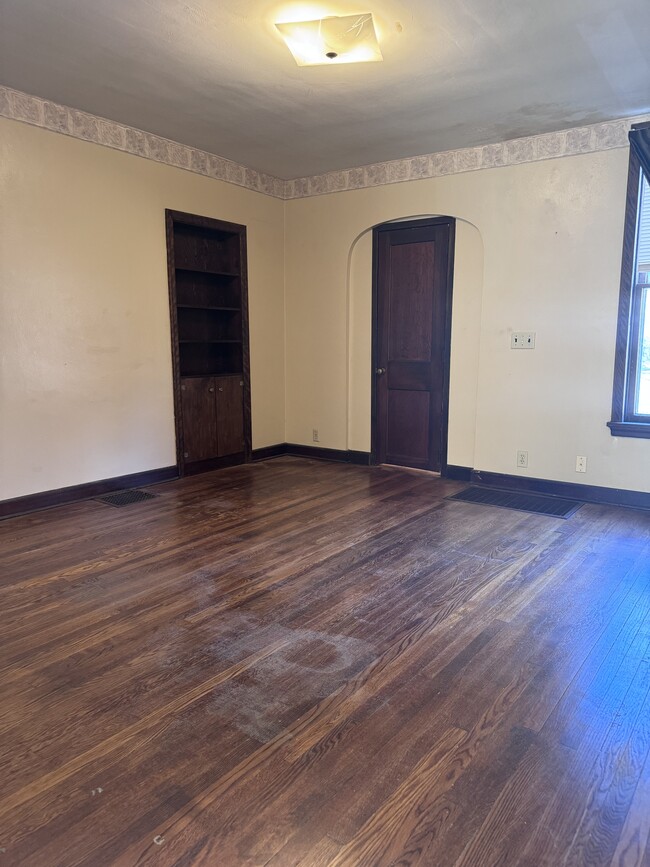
[
  {"x1": 215, "y1": 377, "x2": 244, "y2": 456},
  {"x1": 180, "y1": 377, "x2": 219, "y2": 462}
]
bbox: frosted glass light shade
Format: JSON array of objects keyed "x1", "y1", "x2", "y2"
[{"x1": 275, "y1": 13, "x2": 383, "y2": 66}]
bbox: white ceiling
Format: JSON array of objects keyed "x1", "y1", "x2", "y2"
[{"x1": 1, "y1": 0, "x2": 648, "y2": 179}]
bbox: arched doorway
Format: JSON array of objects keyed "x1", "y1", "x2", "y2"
[{"x1": 346, "y1": 214, "x2": 483, "y2": 473}]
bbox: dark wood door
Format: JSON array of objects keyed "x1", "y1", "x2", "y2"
[
  {"x1": 215, "y1": 376, "x2": 244, "y2": 456},
  {"x1": 180, "y1": 376, "x2": 219, "y2": 462},
  {"x1": 373, "y1": 219, "x2": 454, "y2": 472}
]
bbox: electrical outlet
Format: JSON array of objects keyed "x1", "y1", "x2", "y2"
[
  {"x1": 517, "y1": 450, "x2": 528, "y2": 468},
  {"x1": 312, "y1": 428, "x2": 319, "y2": 443},
  {"x1": 511, "y1": 332, "x2": 536, "y2": 349},
  {"x1": 575, "y1": 455, "x2": 587, "y2": 473}
]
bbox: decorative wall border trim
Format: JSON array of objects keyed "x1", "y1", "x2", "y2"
[
  {"x1": 0, "y1": 85, "x2": 286, "y2": 199},
  {"x1": 283, "y1": 113, "x2": 650, "y2": 199},
  {"x1": 1, "y1": 85, "x2": 648, "y2": 201}
]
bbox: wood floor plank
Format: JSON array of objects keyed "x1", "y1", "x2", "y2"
[
  {"x1": 0, "y1": 458, "x2": 648, "y2": 867},
  {"x1": 610, "y1": 747, "x2": 650, "y2": 867},
  {"x1": 327, "y1": 661, "x2": 538, "y2": 867},
  {"x1": 516, "y1": 612, "x2": 650, "y2": 867}
]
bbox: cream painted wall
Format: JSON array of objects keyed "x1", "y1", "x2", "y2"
[
  {"x1": 0, "y1": 118, "x2": 285, "y2": 500},
  {"x1": 1, "y1": 118, "x2": 647, "y2": 502},
  {"x1": 285, "y1": 148, "x2": 650, "y2": 493}
]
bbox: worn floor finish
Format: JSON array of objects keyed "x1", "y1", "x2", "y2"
[{"x1": 1, "y1": 458, "x2": 650, "y2": 867}]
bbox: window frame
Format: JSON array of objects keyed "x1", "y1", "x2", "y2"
[{"x1": 608, "y1": 132, "x2": 650, "y2": 438}]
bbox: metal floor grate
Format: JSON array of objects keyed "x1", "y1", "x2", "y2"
[
  {"x1": 96, "y1": 489, "x2": 157, "y2": 508},
  {"x1": 447, "y1": 486, "x2": 582, "y2": 519}
]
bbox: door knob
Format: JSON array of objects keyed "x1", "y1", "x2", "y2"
[{"x1": 376, "y1": 367, "x2": 386, "y2": 375}]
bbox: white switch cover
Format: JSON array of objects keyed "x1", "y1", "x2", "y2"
[
  {"x1": 576, "y1": 455, "x2": 587, "y2": 473},
  {"x1": 511, "y1": 332, "x2": 536, "y2": 349}
]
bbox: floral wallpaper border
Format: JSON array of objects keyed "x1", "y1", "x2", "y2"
[
  {"x1": 0, "y1": 85, "x2": 285, "y2": 198},
  {"x1": 285, "y1": 114, "x2": 648, "y2": 199},
  {"x1": 1, "y1": 85, "x2": 646, "y2": 201}
]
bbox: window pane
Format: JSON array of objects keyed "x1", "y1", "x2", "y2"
[
  {"x1": 638, "y1": 174, "x2": 650, "y2": 282},
  {"x1": 637, "y1": 287, "x2": 650, "y2": 415}
]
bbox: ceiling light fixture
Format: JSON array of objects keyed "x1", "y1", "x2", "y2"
[{"x1": 275, "y1": 13, "x2": 383, "y2": 66}]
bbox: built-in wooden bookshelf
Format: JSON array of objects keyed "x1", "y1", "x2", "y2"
[{"x1": 166, "y1": 211, "x2": 251, "y2": 475}]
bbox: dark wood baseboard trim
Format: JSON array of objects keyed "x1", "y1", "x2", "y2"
[
  {"x1": 251, "y1": 444, "x2": 373, "y2": 465},
  {"x1": 348, "y1": 450, "x2": 373, "y2": 466},
  {"x1": 183, "y1": 453, "x2": 245, "y2": 476},
  {"x1": 471, "y1": 470, "x2": 650, "y2": 511},
  {"x1": 251, "y1": 444, "x2": 289, "y2": 461},
  {"x1": 285, "y1": 444, "x2": 359, "y2": 463},
  {"x1": 0, "y1": 466, "x2": 178, "y2": 520},
  {"x1": 4, "y1": 457, "x2": 645, "y2": 520},
  {"x1": 444, "y1": 464, "x2": 473, "y2": 481}
]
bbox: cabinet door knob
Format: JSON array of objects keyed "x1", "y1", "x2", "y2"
[
  {"x1": 218, "y1": 387, "x2": 223, "y2": 392},
  {"x1": 184, "y1": 452, "x2": 189, "y2": 458},
  {"x1": 240, "y1": 381, "x2": 244, "y2": 386},
  {"x1": 376, "y1": 367, "x2": 386, "y2": 375},
  {"x1": 209, "y1": 387, "x2": 214, "y2": 392}
]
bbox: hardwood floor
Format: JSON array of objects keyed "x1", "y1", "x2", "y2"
[{"x1": 1, "y1": 457, "x2": 649, "y2": 866}]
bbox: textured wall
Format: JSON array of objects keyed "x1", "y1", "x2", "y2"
[
  {"x1": 0, "y1": 118, "x2": 285, "y2": 500},
  {"x1": 285, "y1": 147, "x2": 650, "y2": 492}
]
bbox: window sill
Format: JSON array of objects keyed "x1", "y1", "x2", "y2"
[{"x1": 607, "y1": 421, "x2": 650, "y2": 439}]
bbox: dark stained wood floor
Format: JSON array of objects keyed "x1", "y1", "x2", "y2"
[{"x1": 1, "y1": 457, "x2": 650, "y2": 867}]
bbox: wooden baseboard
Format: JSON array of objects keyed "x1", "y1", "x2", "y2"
[
  {"x1": 183, "y1": 453, "x2": 245, "y2": 475},
  {"x1": 444, "y1": 464, "x2": 473, "y2": 481},
  {"x1": 0, "y1": 466, "x2": 178, "y2": 520},
  {"x1": 348, "y1": 450, "x2": 373, "y2": 466},
  {"x1": 471, "y1": 469, "x2": 650, "y2": 511},
  {"x1": 252, "y1": 444, "x2": 372, "y2": 465},
  {"x1": 285, "y1": 444, "x2": 359, "y2": 463},
  {"x1": 7, "y1": 456, "x2": 643, "y2": 520},
  {"x1": 251, "y1": 444, "x2": 289, "y2": 461}
]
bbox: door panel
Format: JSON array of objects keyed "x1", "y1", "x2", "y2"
[
  {"x1": 374, "y1": 220, "x2": 454, "y2": 472},
  {"x1": 388, "y1": 242, "x2": 435, "y2": 360},
  {"x1": 180, "y1": 377, "x2": 218, "y2": 462},
  {"x1": 387, "y1": 360, "x2": 430, "y2": 391},
  {"x1": 386, "y1": 390, "x2": 431, "y2": 466},
  {"x1": 215, "y1": 376, "x2": 244, "y2": 456}
]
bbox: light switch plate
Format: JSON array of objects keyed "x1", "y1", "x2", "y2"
[{"x1": 511, "y1": 332, "x2": 536, "y2": 349}]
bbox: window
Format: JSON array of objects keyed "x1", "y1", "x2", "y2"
[{"x1": 609, "y1": 123, "x2": 650, "y2": 438}]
